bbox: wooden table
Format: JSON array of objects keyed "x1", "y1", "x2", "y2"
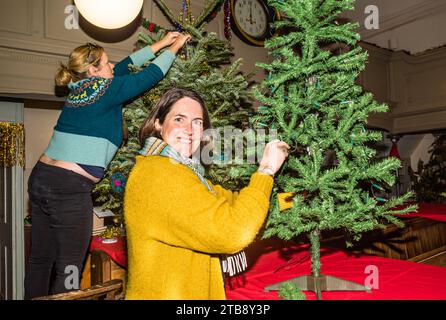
[{"x1": 81, "y1": 250, "x2": 127, "y2": 290}]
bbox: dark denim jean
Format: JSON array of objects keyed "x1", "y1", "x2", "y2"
[{"x1": 24, "y1": 161, "x2": 94, "y2": 299}]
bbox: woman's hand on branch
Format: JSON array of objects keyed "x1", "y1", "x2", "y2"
[
  {"x1": 168, "y1": 33, "x2": 192, "y2": 54},
  {"x1": 258, "y1": 140, "x2": 290, "y2": 176},
  {"x1": 150, "y1": 31, "x2": 181, "y2": 54}
]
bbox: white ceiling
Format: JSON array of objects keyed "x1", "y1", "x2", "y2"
[{"x1": 340, "y1": 0, "x2": 446, "y2": 55}]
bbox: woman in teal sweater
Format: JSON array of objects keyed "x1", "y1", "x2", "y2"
[{"x1": 25, "y1": 32, "x2": 191, "y2": 299}]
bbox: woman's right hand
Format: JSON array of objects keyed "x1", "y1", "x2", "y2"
[
  {"x1": 168, "y1": 33, "x2": 192, "y2": 54},
  {"x1": 258, "y1": 140, "x2": 290, "y2": 176},
  {"x1": 160, "y1": 31, "x2": 181, "y2": 47},
  {"x1": 150, "y1": 31, "x2": 181, "y2": 54}
]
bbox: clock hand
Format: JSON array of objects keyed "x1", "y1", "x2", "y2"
[{"x1": 249, "y1": 2, "x2": 253, "y2": 24}]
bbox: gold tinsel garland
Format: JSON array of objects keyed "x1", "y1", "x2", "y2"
[{"x1": 0, "y1": 122, "x2": 25, "y2": 168}]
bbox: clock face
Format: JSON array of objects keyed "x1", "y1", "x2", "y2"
[
  {"x1": 233, "y1": 0, "x2": 268, "y2": 39},
  {"x1": 230, "y1": 0, "x2": 276, "y2": 46}
]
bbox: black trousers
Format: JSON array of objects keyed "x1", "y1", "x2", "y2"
[{"x1": 24, "y1": 161, "x2": 94, "y2": 299}]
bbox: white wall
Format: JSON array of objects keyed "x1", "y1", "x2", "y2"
[
  {"x1": 341, "y1": 0, "x2": 446, "y2": 54},
  {"x1": 367, "y1": 10, "x2": 446, "y2": 55},
  {"x1": 410, "y1": 134, "x2": 436, "y2": 172}
]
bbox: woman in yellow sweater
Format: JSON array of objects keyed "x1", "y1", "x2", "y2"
[{"x1": 124, "y1": 87, "x2": 289, "y2": 299}]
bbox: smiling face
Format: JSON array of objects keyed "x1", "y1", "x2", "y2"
[{"x1": 155, "y1": 97, "x2": 204, "y2": 158}]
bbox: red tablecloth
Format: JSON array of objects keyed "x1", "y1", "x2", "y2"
[
  {"x1": 90, "y1": 236, "x2": 127, "y2": 267},
  {"x1": 398, "y1": 203, "x2": 446, "y2": 222},
  {"x1": 88, "y1": 204, "x2": 446, "y2": 299},
  {"x1": 225, "y1": 242, "x2": 446, "y2": 300},
  {"x1": 89, "y1": 235, "x2": 446, "y2": 300},
  {"x1": 90, "y1": 203, "x2": 445, "y2": 268}
]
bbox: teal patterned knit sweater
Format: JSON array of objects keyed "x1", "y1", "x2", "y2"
[{"x1": 45, "y1": 46, "x2": 175, "y2": 169}]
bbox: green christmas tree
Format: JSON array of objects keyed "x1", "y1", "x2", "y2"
[
  {"x1": 93, "y1": 0, "x2": 256, "y2": 222},
  {"x1": 252, "y1": 0, "x2": 417, "y2": 299},
  {"x1": 409, "y1": 134, "x2": 446, "y2": 203}
]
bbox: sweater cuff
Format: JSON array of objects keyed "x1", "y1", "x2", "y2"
[
  {"x1": 248, "y1": 172, "x2": 274, "y2": 199},
  {"x1": 151, "y1": 50, "x2": 176, "y2": 75},
  {"x1": 129, "y1": 46, "x2": 156, "y2": 67}
]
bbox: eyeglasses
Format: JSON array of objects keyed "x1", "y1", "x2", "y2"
[{"x1": 86, "y1": 42, "x2": 99, "y2": 64}]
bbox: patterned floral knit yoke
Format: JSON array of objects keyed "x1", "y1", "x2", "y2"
[{"x1": 44, "y1": 45, "x2": 176, "y2": 176}]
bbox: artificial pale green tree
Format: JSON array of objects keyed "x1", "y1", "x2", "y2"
[{"x1": 252, "y1": 0, "x2": 417, "y2": 299}]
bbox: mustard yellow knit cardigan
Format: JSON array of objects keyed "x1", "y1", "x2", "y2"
[{"x1": 124, "y1": 155, "x2": 273, "y2": 300}]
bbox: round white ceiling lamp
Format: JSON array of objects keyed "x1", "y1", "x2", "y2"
[{"x1": 74, "y1": 0, "x2": 143, "y2": 29}]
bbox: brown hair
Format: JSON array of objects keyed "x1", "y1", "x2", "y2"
[
  {"x1": 139, "y1": 87, "x2": 212, "y2": 155},
  {"x1": 55, "y1": 43, "x2": 105, "y2": 87}
]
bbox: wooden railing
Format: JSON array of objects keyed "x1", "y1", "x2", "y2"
[{"x1": 32, "y1": 279, "x2": 123, "y2": 300}]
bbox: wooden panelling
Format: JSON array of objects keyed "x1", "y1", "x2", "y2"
[
  {"x1": 358, "y1": 218, "x2": 446, "y2": 261},
  {"x1": 318, "y1": 218, "x2": 446, "y2": 262}
]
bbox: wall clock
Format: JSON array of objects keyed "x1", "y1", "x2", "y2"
[{"x1": 229, "y1": 0, "x2": 279, "y2": 46}]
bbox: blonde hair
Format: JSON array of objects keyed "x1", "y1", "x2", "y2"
[{"x1": 55, "y1": 43, "x2": 105, "y2": 87}]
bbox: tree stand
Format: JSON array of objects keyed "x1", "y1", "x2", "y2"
[
  {"x1": 264, "y1": 274, "x2": 371, "y2": 300},
  {"x1": 264, "y1": 230, "x2": 371, "y2": 300}
]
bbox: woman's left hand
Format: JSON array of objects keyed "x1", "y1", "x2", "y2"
[
  {"x1": 151, "y1": 31, "x2": 181, "y2": 54},
  {"x1": 168, "y1": 34, "x2": 192, "y2": 54},
  {"x1": 160, "y1": 31, "x2": 181, "y2": 47}
]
